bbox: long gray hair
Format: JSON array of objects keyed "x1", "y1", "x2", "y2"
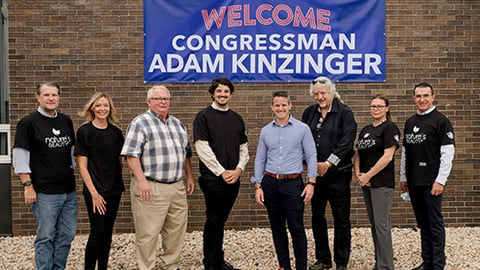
[{"x1": 309, "y1": 76, "x2": 342, "y2": 102}]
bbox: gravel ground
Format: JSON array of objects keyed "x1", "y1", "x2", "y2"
[{"x1": 1, "y1": 227, "x2": 479, "y2": 269}]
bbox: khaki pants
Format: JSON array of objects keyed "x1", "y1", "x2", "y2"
[{"x1": 130, "y1": 177, "x2": 188, "y2": 270}]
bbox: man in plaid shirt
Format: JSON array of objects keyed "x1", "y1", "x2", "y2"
[{"x1": 121, "y1": 85, "x2": 195, "y2": 270}]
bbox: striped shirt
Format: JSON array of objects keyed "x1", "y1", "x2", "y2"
[{"x1": 121, "y1": 109, "x2": 192, "y2": 183}]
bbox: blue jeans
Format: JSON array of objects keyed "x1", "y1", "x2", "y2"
[{"x1": 32, "y1": 191, "x2": 78, "y2": 270}]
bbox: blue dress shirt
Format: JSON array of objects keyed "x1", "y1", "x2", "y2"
[{"x1": 251, "y1": 116, "x2": 318, "y2": 183}]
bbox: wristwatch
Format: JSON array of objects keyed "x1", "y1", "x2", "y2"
[{"x1": 23, "y1": 181, "x2": 32, "y2": 187}]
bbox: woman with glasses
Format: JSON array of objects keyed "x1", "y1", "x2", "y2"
[
  {"x1": 354, "y1": 95, "x2": 400, "y2": 270},
  {"x1": 75, "y1": 92, "x2": 125, "y2": 270}
]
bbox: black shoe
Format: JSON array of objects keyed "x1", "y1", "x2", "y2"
[
  {"x1": 411, "y1": 264, "x2": 424, "y2": 270},
  {"x1": 309, "y1": 261, "x2": 333, "y2": 270},
  {"x1": 220, "y1": 262, "x2": 240, "y2": 270},
  {"x1": 336, "y1": 266, "x2": 347, "y2": 270}
]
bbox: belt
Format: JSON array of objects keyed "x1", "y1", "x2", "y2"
[
  {"x1": 145, "y1": 176, "x2": 177, "y2": 184},
  {"x1": 265, "y1": 171, "x2": 301, "y2": 180}
]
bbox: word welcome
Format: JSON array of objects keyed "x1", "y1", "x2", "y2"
[{"x1": 202, "y1": 4, "x2": 331, "y2": 31}]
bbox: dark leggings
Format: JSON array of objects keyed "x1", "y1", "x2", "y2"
[{"x1": 84, "y1": 194, "x2": 121, "y2": 270}]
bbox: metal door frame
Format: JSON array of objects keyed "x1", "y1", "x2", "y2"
[{"x1": 0, "y1": 0, "x2": 12, "y2": 236}]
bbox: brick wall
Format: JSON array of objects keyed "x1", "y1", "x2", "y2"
[{"x1": 7, "y1": 0, "x2": 479, "y2": 235}]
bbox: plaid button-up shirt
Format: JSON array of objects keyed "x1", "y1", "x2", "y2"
[{"x1": 121, "y1": 109, "x2": 192, "y2": 183}]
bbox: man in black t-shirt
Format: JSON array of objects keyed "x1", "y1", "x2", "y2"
[
  {"x1": 400, "y1": 82, "x2": 455, "y2": 270},
  {"x1": 193, "y1": 78, "x2": 249, "y2": 270},
  {"x1": 13, "y1": 82, "x2": 77, "y2": 270}
]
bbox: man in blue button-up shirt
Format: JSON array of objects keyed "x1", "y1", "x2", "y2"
[{"x1": 251, "y1": 91, "x2": 317, "y2": 270}]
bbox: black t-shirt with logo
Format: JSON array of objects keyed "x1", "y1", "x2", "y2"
[
  {"x1": 356, "y1": 121, "x2": 400, "y2": 188},
  {"x1": 14, "y1": 111, "x2": 76, "y2": 194},
  {"x1": 403, "y1": 109, "x2": 455, "y2": 186}
]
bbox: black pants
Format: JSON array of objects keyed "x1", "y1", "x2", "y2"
[
  {"x1": 311, "y1": 169, "x2": 351, "y2": 267},
  {"x1": 199, "y1": 177, "x2": 240, "y2": 269},
  {"x1": 409, "y1": 185, "x2": 446, "y2": 270},
  {"x1": 263, "y1": 175, "x2": 307, "y2": 270},
  {"x1": 84, "y1": 193, "x2": 121, "y2": 270}
]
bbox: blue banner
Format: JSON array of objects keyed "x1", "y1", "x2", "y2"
[{"x1": 144, "y1": 0, "x2": 386, "y2": 83}]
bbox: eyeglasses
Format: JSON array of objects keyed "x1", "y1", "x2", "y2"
[
  {"x1": 312, "y1": 79, "x2": 327, "y2": 85},
  {"x1": 150, "y1": 97, "x2": 170, "y2": 102},
  {"x1": 370, "y1": 105, "x2": 386, "y2": 110},
  {"x1": 316, "y1": 116, "x2": 324, "y2": 130}
]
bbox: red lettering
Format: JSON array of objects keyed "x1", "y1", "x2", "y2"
[
  {"x1": 201, "y1": 4, "x2": 331, "y2": 31},
  {"x1": 201, "y1": 7, "x2": 227, "y2": 31},
  {"x1": 272, "y1": 4, "x2": 294, "y2": 26},
  {"x1": 257, "y1": 4, "x2": 273, "y2": 25},
  {"x1": 317, "y1": 9, "x2": 331, "y2": 31},
  {"x1": 243, "y1": 4, "x2": 256, "y2": 26},
  {"x1": 228, "y1": 5, "x2": 242, "y2": 27},
  {"x1": 293, "y1": 6, "x2": 316, "y2": 29}
]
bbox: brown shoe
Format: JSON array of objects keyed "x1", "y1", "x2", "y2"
[{"x1": 309, "y1": 262, "x2": 332, "y2": 270}]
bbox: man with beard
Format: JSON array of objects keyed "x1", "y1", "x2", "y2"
[{"x1": 193, "y1": 77, "x2": 249, "y2": 270}]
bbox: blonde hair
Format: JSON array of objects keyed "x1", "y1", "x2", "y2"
[{"x1": 79, "y1": 92, "x2": 119, "y2": 125}]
